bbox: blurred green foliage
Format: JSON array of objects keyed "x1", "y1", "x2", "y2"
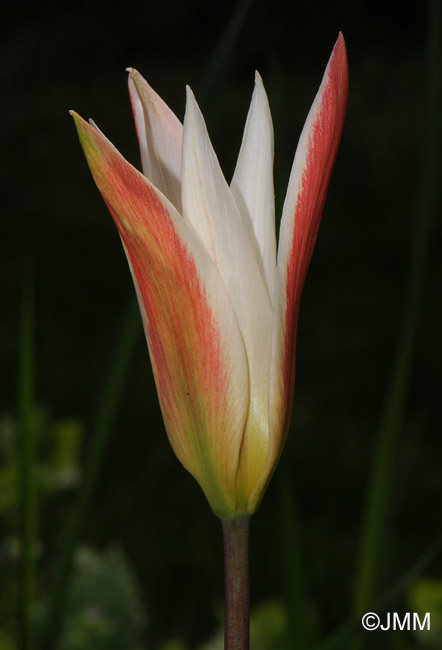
[
  {"x1": 0, "y1": 410, "x2": 84, "y2": 516},
  {"x1": 56, "y1": 546, "x2": 147, "y2": 650},
  {"x1": 0, "y1": 411, "x2": 84, "y2": 638},
  {"x1": 409, "y1": 578, "x2": 442, "y2": 648}
]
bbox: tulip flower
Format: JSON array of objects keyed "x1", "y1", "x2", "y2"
[{"x1": 72, "y1": 33, "x2": 347, "y2": 649}]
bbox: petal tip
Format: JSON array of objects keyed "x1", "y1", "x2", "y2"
[
  {"x1": 336, "y1": 31, "x2": 346, "y2": 47},
  {"x1": 185, "y1": 85, "x2": 198, "y2": 112},
  {"x1": 127, "y1": 68, "x2": 153, "y2": 98},
  {"x1": 70, "y1": 111, "x2": 84, "y2": 128},
  {"x1": 330, "y1": 32, "x2": 349, "y2": 98},
  {"x1": 332, "y1": 32, "x2": 348, "y2": 67},
  {"x1": 126, "y1": 67, "x2": 141, "y2": 80},
  {"x1": 252, "y1": 70, "x2": 269, "y2": 107},
  {"x1": 253, "y1": 70, "x2": 267, "y2": 95}
]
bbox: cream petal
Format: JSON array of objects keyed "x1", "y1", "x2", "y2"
[
  {"x1": 128, "y1": 69, "x2": 183, "y2": 212},
  {"x1": 231, "y1": 72, "x2": 276, "y2": 306},
  {"x1": 181, "y1": 88, "x2": 274, "y2": 511}
]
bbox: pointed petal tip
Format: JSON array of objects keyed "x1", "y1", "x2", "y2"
[
  {"x1": 70, "y1": 110, "x2": 84, "y2": 128},
  {"x1": 127, "y1": 68, "x2": 154, "y2": 97},
  {"x1": 126, "y1": 67, "x2": 141, "y2": 79},
  {"x1": 330, "y1": 32, "x2": 349, "y2": 95},
  {"x1": 251, "y1": 71, "x2": 269, "y2": 105},
  {"x1": 88, "y1": 119, "x2": 101, "y2": 132},
  {"x1": 70, "y1": 111, "x2": 93, "y2": 147},
  {"x1": 70, "y1": 110, "x2": 92, "y2": 134},
  {"x1": 70, "y1": 110, "x2": 84, "y2": 134},
  {"x1": 253, "y1": 70, "x2": 266, "y2": 93},
  {"x1": 185, "y1": 85, "x2": 199, "y2": 113},
  {"x1": 333, "y1": 32, "x2": 348, "y2": 62}
]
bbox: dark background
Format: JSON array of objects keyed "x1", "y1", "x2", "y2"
[{"x1": 1, "y1": 0, "x2": 441, "y2": 647}]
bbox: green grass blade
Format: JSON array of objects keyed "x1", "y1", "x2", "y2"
[
  {"x1": 353, "y1": 0, "x2": 441, "y2": 617},
  {"x1": 18, "y1": 272, "x2": 37, "y2": 650},
  {"x1": 39, "y1": 298, "x2": 141, "y2": 650},
  {"x1": 279, "y1": 465, "x2": 310, "y2": 650}
]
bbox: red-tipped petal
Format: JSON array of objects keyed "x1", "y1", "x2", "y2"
[
  {"x1": 261, "y1": 34, "x2": 348, "y2": 509},
  {"x1": 71, "y1": 112, "x2": 249, "y2": 517}
]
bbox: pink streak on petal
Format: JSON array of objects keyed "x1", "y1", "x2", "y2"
[{"x1": 283, "y1": 34, "x2": 348, "y2": 427}]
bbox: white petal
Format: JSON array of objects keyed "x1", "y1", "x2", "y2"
[
  {"x1": 181, "y1": 87, "x2": 274, "y2": 508},
  {"x1": 231, "y1": 72, "x2": 276, "y2": 306},
  {"x1": 128, "y1": 69, "x2": 183, "y2": 211}
]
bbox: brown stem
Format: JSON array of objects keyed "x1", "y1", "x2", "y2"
[{"x1": 222, "y1": 516, "x2": 250, "y2": 650}]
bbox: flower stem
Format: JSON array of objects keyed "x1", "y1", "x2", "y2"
[{"x1": 222, "y1": 516, "x2": 250, "y2": 650}]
